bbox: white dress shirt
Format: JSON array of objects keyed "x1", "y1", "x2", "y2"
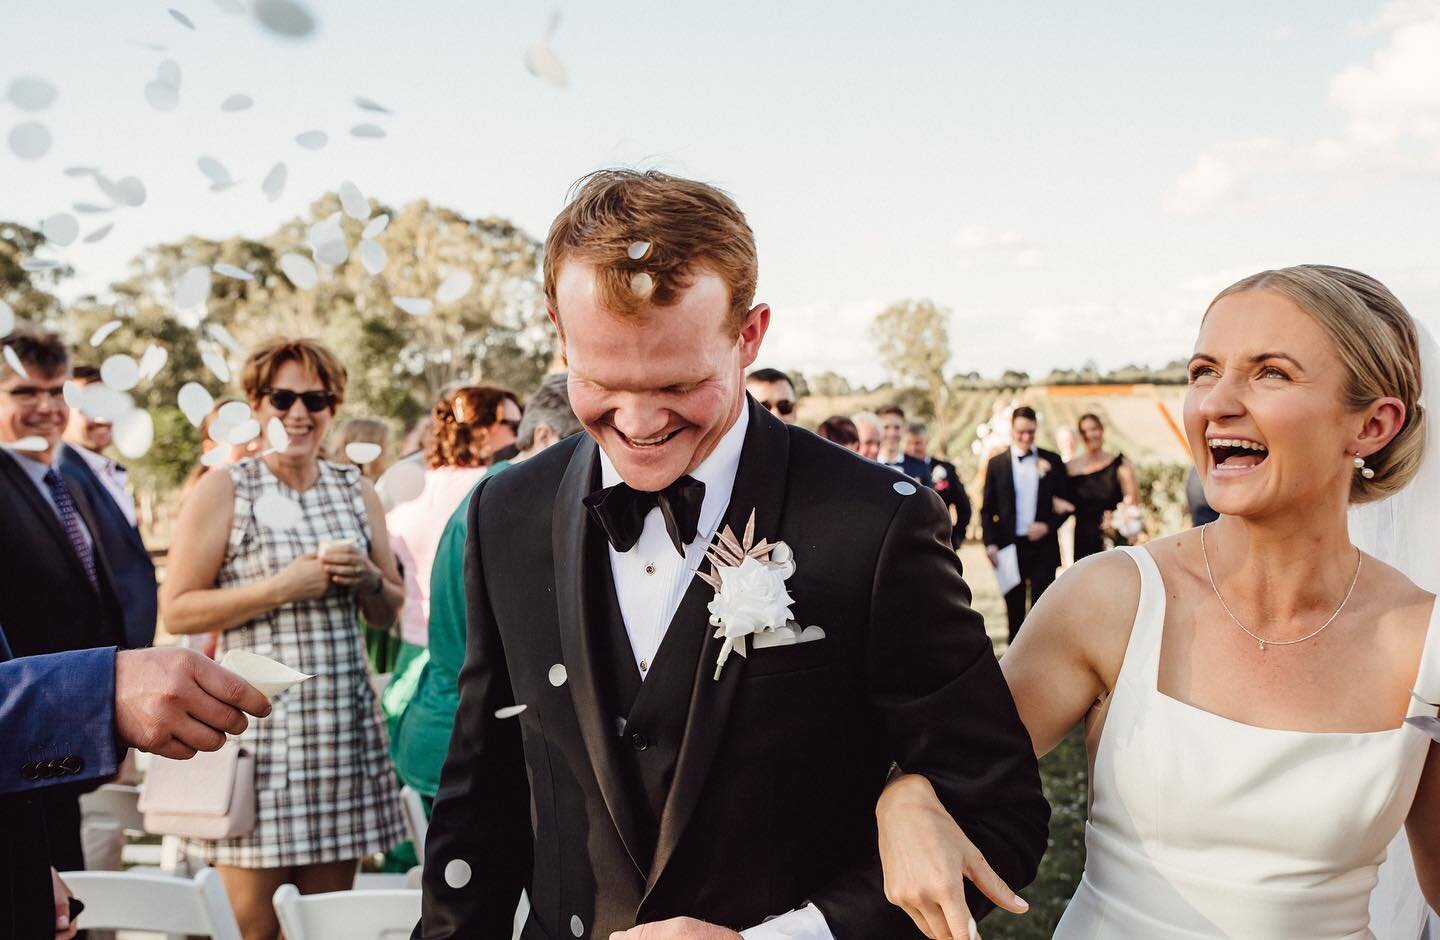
[
  {"x1": 1011, "y1": 446, "x2": 1040, "y2": 537},
  {"x1": 72, "y1": 443, "x2": 137, "y2": 526},
  {"x1": 13, "y1": 451, "x2": 96, "y2": 553},
  {"x1": 595, "y1": 404, "x2": 833, "y2": 940}
]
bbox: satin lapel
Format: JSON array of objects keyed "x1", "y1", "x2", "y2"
[
  {"x1": 643, "y1": 398, "x2": 791, "y2": 899},
  {"x1": 551, "y1": 434, "x2": 651, "y2": 876},
  {"x1": 0, "y1": 449, "x2": 93, "y2": 591}
]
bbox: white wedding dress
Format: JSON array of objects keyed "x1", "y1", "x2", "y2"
[{"x1": 1054, "y1": 545, "x2": 1439, "y2": 939}]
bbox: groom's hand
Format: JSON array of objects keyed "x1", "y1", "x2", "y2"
[{"x1": 609, "y1": 918, "x2": 742, "y2": 940}]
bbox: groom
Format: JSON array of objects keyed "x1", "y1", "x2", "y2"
[{"x1": 417, "y1": 170, "x2": 1049, "y2": 939}]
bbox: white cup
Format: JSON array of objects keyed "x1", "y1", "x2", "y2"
[{"x1": 318, "y1": 537, "x2": 358, "y2": 560}]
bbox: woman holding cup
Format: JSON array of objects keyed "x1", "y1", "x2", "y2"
[{"x1": 161, "y1": 338, "x2": 406, "y2": 940}]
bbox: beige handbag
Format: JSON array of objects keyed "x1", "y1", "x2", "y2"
[{"x1": 138, "y1": 740, "x2": 256, "y2": 840}]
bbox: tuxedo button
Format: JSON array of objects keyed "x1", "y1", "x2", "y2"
[
  {"x1": 42, "y1": 758, "x2": 62, "y2": 778},
  {"x1": 61, "y1": 756, "x2": 83, "y2": 775},
  {"x1": 629, "y1": 731, "x2": 649, "y2": 751},
  {"x1": 21, "y1": 761, "x2": 40, "y2": 780}
]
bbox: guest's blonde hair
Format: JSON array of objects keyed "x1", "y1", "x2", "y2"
[{"x1": 1208, "y1": 265, "x2": 1425, "y2": 504}]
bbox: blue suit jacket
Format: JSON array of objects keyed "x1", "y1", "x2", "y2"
[
  {"x1": 883, "y1": 453, "x2": 931, "y2": 484},
  {"x1": 58, "y1": 443, "x2": 158, "y2": 648}
]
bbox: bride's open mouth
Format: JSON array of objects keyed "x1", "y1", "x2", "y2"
[{"x1": 1208, "y1": 437, "x2": 1269, "y2": 472}]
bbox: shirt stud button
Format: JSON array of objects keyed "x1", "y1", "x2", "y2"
[{"x1": 644, "y1": 562, "x2": 656, "y2": 575}]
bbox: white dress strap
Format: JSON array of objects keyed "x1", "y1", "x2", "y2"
[{"x1": 1111, "y1": 546, "x2": 1168, "y2": 691}]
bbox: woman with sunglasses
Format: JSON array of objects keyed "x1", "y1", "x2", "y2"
[{"x1": 161, "y1": 338, "x2": 406, "y2": 940}]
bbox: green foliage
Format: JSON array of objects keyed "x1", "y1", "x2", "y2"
[
  {"x1": 0, "y1": 222, "x2": 69, "y2": 321},
  {"x1": 1134, "y1": 460, "x2": 1192, "y2": 535}
]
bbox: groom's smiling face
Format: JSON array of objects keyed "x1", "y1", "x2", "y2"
[{"x1": 553, "y1": 261, "x2": 770, "y2": 492}]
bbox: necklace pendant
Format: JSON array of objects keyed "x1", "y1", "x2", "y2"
[{"x1": 1258, "y1": 639, "x2": 1266, "y2": 651}]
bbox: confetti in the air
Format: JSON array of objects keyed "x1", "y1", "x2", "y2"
[
  {"x1": 4, "y1": 346, "x2": 29, "y2": 378},
  {"x1": 100, "y1": 354, "x2": 141, "y2": 392},
  {"x1": 253, "y1": 0, "x2": 316, "y2": 38},
  {"x1": 19, "y1": 258, "x2": 60, "y2": 272},
  {"x1": 295, "y1": 130, "x2": 327, "y2": 150},
  {"x1": 494, "y1": 705, "x2": 527, "y2": 719},
  {"x1": 73, "y1": 203, "x2": 110, "y2": 214},
  {"x1": 202, "y1": 349, "x2": 232, "y2": 383},
  {"x1": 524, "y1": 43, "x2": 569, "y2": 89},
  {"x1": 77, "y1": 382, "x2": 133, "y2": 422},
  {"x1": 313, "y1": 239, "x2": 347, "y2": 266},
  {"x1": 393, "y1": 297, "x2": 432, "y2": 316},
  {"x1": 89, "y1": 320, "x2": 124, "y2": 347},
  {"x1": 200, "y1": 446, "x2": 229, "y2": 467},
  {"x1": 214, "y1": 262, "x2": 255, "y2": 281},
  {"x1": 338, "y1": 181, "x2": 368, "y2": 220},
  {"x1": 174, "y1": 265, "x2": 213, "y2": 309},
  {"x1": 254, "y1": 490, "x2": 304, "y2": 529},
  {"x1": 145, "y1": 80, "x2": 179, "y2": 111},
  {"x1": 8, "y1": 437, "x2": 48, "y2": 452},
  {"x1": 168, "y1": 8, "x2": 197, "y2": 30},
  {"x1": 206, "y1": 322, "x2": 242, "y2": 353},
  {"x1": 261, "y1": 162, "x2": 287, "y2": 201},
  {"x1": 279, "y1": 252, "x2": 318, "y2": 290},
  {"x1": 361, "y1": 214, "x2": 388, "y2": 239},
  {"x1": 8, "y1": 122, "x2": 53, "y2": 160},
  {"x1": 220, "y1": 93, "x2": 254, "y2": 112},
  {"x1": 436, "y1": 271, "x2": 473, "y2": 305},
  {"x1": 376, "y1": 458, "x2": 425, "y2": 506},
  {"x1": 197, "y1": 156, "x2": 236, "y2": 190},
  {"x1": 114, "y1": 407, "x2": 155, "y2": 459},
  {"x1": 7, "y1": 77, "x2": 59, "y2": 113},
  {"x1": 226, "y1": 418, "x2": 261, "y2": 446},
  {"x1": 350, "y1": 123, "x2": 386, "y2": 139},
  {"x1": 64, "y1": 167, "x2": 100, "y2": 177},
  {"x1": 627, "y1": 241, "x2": 651, "y2": 260},
  {"x1": 0, "y1": 301, "x2": 13, "y2": 338},
  {"x1": 178, "y1": 382, "x2": 215, "y2": 426},
  {"x1": 344, "y1": 441, "x2": 382, "y2": 464},
  {"x1": 158, "y1": 59, "x2": 182, "y2": 88},
  {"x1": 266, "y1": 417, "x2": 289, "y2": 453},
  {"x1": 137, "y1": 345, "x2": 168, "y2": 381},
  {"x1": 354, "y1": 96, "x2": 391, "y2": 114},
  {"x1": 359, "y1": 239, "x2": 385, "y2": 275},
  {"x1": 83, "y1": 223, "x2": 115, "y2": 244},
  {"x1": 41, "y1": 213, "x2": 79, "y2": 248},
  {"x1": 209, "y1": 400, "x2": 252, "y2": 439},
  {"x1": 630, "y1": 272, "x2": 654, "y2": 297},
  {"x1": 63, "y1": 381, "x2": 83, "y2": 408},
  {"x1": 97, "y1": 175, "x2": 147, "y2": 207},
  {"x1": 548, "y1": 664, "x2": 568, "y2": 687}
]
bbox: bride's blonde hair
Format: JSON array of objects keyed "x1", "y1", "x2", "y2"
[{"x1": 1208, "y1": 264, "x2": 1425, "y2": 504}]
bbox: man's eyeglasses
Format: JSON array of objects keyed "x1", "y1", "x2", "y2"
[
  {"x1": 4, "y1": 384, "x2": 67, "y2": 406},
  {"x1": 261, "y1": 388, "x2": 336, "y2": 413},
  {"x1": 761, "y1": 399, "x2": 796, "y2": 417}
]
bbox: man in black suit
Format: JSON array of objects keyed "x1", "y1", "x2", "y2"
[
  {"x1": 981, "y1": 406, "x2": 1070, "y2": 641},
  {"x1": 0, "y1": 326, "x2": 127, "y2": 876},
  {"x1": 417, "y1": 170, "x2": 1048, "y2": 940},
  {"x1": 875, "y1": 403, "x2": 929, "y2": 481},
  {"x1": 59, "y1": 364, "x2": 158, "y2": 649},
  {"x1": 904, "y1": 421, "x2": 972, "y2": 549}
]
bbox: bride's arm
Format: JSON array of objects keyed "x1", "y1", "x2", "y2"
[
  {"x1": 876, "y1": 551, "x2": 1140, "y2": 932},
  {"x1": 1406, "y1": 741, "x2": 1440, "y2": 909}
]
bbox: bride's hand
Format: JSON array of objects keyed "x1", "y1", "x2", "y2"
[{"x1": 878, "y1": 773, "x2": 1029, "y2": 939}]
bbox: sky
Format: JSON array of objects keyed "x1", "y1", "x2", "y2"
[{"x1": 3, "y1": 0, "x2": 1439, "y2": 386}]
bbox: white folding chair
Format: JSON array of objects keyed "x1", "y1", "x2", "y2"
[
  {"x1": 399, "y1": 785, "x2": 429, "y2": 856},
  {"x1": 273, "y1": 886, "x2": 421, "y2": 940},
  {"x1": 80, "y1": 783, "x2": 146, "y2": 833},
  {"x1": 55, "y1": 868, "x2": 241, "y2": 940}
]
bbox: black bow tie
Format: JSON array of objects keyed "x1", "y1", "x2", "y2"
[
  {"x1": 584, "y1": 475, "x2": 706, "y2": 557},
  {"x1": 1015, "y1": 450, "x2": 1035, "y2": 460}
]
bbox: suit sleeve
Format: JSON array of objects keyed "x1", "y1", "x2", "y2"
[
  {"x1": 0, "y1": 646, "x2": 120, "y2": 795},
  {"x1": 980, "y1": 458, "x2": 1001, "y2": 548},
  {"x1": 416, "y1": 483, "x2": 532, "y2": 939},
  {"x1": 809, "y1": 488, "x2": 1050, "y2": 935},
  {"x1": 1046, "y1": 453, "x2": 1074, "y2": 529}
]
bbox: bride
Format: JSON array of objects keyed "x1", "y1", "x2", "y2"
[{"x1": 876, "y1": 265, "x2": 1438, "y2": 939}]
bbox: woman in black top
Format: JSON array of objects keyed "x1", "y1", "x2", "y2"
[{"x1": 1066, "y1": 412, "x2": 1140, "y2": 558}]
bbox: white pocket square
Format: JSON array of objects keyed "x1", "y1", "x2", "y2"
[{"x1": 751, "y1": 625, "x2": 827, "y2": 650}]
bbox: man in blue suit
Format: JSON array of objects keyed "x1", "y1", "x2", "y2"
[
  {"x1": 0, "y1": 626, "x2": 272, "y2": 937},
  {"x1": 59, "y1": 364, "x2": 158, "y2": 649}
]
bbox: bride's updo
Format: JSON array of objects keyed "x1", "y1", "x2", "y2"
[{"x1": 1208, "y1": 264, "x2": 1425, "y2": 504}]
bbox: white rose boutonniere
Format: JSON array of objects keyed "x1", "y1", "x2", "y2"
[
  {"x1": 1038, "y1": 458, "x2": 1053, "y2": 478},
  {"x1": 697, "y1": 511, "x2": 821, "y2": 679}
]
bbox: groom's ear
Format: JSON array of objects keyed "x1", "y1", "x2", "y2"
[
  {"x1": 737, "y1": 303, "x2": 771, "y2": 369},
  {"x1": 548, "y1": 306, "x2": 569, "y2": 364}
]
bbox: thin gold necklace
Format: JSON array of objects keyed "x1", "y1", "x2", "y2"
[{"x1": 1200, "y1": 522, "x2": 1362, "y2": 651}]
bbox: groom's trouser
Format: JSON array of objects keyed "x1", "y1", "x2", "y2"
[{"x1": 1004, "y1": 539, "x2": 1056, "y2": 642}]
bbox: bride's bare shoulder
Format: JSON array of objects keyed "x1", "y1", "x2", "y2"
[{"x1": 1357, "y1": 553, "x2": 1436, "y2": 634}]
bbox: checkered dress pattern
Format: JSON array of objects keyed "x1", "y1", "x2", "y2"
[{"x1": 181, "y1": 458, "x2": 406, "y2": 868}]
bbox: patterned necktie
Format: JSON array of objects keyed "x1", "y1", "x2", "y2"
[{"x1": 44, "y1": 468, "x2": 99, "y2": 590}]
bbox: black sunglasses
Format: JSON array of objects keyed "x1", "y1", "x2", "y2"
[
  {"x1": 761, "y1": 399, "x2": 795, "y2": 416},
  {"x1": 261, "y1": 387, "x2": 335, "y2": 413}
]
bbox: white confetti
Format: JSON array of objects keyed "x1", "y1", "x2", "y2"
[
  {"x1": 344, "y1": 441, "x2": 382, "y2": 464},
  {"x1": 168, "y1": 8, "x2": 196, "y2": 29},
  {"x1": 266, "y1": 417, "x2": 289, "y2": 453},
  {"x1": 100, "y1": 354, "x2": 141, "y2": 392},
  {"x1": 137, "y1": 345, "x2": 168, "y2": 380},
  {"x1": 630, "y1": 271, "x2": 654, "y2": 297},
  {"x1": 354, "y1": 96, "x2": 391, "y2": 114},
  {"x1": 443, "y1": 859, "x2": 472, "y2": 889},
  {"x1": 225, "y1": 417, "x2": 261, "y2": 445},
  {"x1": 178, "y1": 382, "x2": 215, "y2": 426},
  {"x1": 197, "y1": 156, "x2": 235, "y2": 188},
  {"x1": 493, "y1": 704, "x2": 527, "y2": 720},
  {"x1": 8, "y1": 436, "x2": 48, "y2": 452},
  {"x1": 114, "y1": 408, "x2": 154, "y2": 459},
  {"x1": 350, "y1": 123, "x2": 385, "y2": 139},
  {"x1": 64, "y1": 166, "x2": 101, "y2": 177},
  {"x1": 570, "y1": 915, "x2": 583, "y2": 938},
  {"x1": 261, "y1": 162, "x2": 287, "y2": 201},
  {"x1": 361, "y1": 213, "x2": 389, "y2": 239},
  {"x1": 89, "y1": 320, "x2": 124, "y2": 347},
  {"x1": 202, "y1": 349, "x2": 232, "y2": 383},
  {"x1": 114, "y1": 177, "x2": 147, "y2": 207},
  {"x1": 893, "y1": 481, "x2": 917, "y2": 496},
  {"x1": 253, "y1": 0, "x2": 316, "y2": 37},
  {"x1": 338, "y1": 180, "x2": 368, "y2": 220},
  {"x1": 393, "y1": 297, "x2": 432, "y2": 316},
  {"x1": 8, "y1": 122, "x2": 52, "y2": 160},
  {"x1": 213, "y1": 0, "x2": 245, "y2": 12},
  {"x1": 294, "y1": 130, "x2": 327, "y2": 150},
  {"x1": 19, "y1": 258, "x2": 60, "y2": 272},
  {"x1": 627, "y1": 240, "x2": 651, "y2": 260},
  {"x1": 220, "y1": 93, "x2": 254, "y2": 112},
  {"x1": 3, "y1": 346, "x2": 28, "y2": 378},
  {"x1": 436, "y1": 271, "x2": 474, "y2": 305},
  {"x1": 201, "y1": 446, "x2": 230, "y2": 467},
  {"x1": 548, "y1": 663, "x2": 568, "y2": 687},
  {"x1": 358, "y1": 239, "x2": 385, "y2": 275},
  {"x1": 41, "y1": 213, "x2": 79, "y2": 248},
  {"x1": 8, "y1": 77, "x2": 58, "y2": 113},
  {"x1": 313, "y1": 239, "x2": 348, "y2": 267},
  {"x1": 206, "y1": 322, "x2": 242, "y2": 353},
  {"x1": 253, "y1": 490, "x2": 304, "y2": 529},
  {"x1": 0, "y1": 301, "x2": 13, "y2": 338},
  {"x1": 211, "y1": 402, "x2": 251, "y2": 437},
  {"x1": 83, "y1": 223, "x2": 115, "y2": 244},
  {"x1": 375, "y1": 458, "x2": 425, "y2": 507},
  {"x1": 524, "y1": 43, "x2": 569, "y2": 88},
  {"x1": 63, "y1": 380, "x2": 83, "y2": 408},
  {"x1": 213, "y1": 262, "x2": 255, "y2": 281},
  {"x1": 78, "y1": 382, "x2": 134, "y2": 422},
  {"x1": 157, "y1": 59, "x2": 182, "y2": 89},
  {"x1": 279, "y1": 252, "x2": 318, "y2": 290},
  {"x1": 73, "y1": 203, "x2": 110, "y2": 214},
  {"x1": 145, "y1": 80, "x2": 179, "y2": 111},
  {"x1": 173, "y1": 264, "x2": 213, "y2": 309}
]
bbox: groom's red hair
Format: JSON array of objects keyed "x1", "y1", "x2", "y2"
[{"x1": 543, "y1": 169, "x2": 758, "y2": 337}]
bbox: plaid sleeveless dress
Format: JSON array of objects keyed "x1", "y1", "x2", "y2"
[{"x1": 181, "y1": 457, "x2": 405, "y2": 868}]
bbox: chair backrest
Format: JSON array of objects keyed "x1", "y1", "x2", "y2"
[
  {"x1": 80, "y1": 783, "x2": 146, "y2": 833},
  {"x1": 399, "y1": 785, "x2": 428, "y2": 855},
  {"x1": 57, "y1": 868, "x2": 242, "y2": 940},
  {"x1": 273, "y1": 885, "x2": 421, "y2": 940}
]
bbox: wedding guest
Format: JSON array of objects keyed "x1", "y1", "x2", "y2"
[
  {"x1": 981, "y1": 406, "x2": 1070, "y2": 641},
  {"x1": 0, "y1": 327, "x2": 127, "y2": 881},
  {"x1": 816, "y1": 414, "x2": 862, "y2": 452},
  {"x1": 877, "y1": 404, "x2": 928, "y2": 479},
  {"x1": 1065, "y1": 413, "x2": 1140, "y2": 559},
  {"x1": 746, "y1": 367, "x2": 799, "y2": 424},
  {"x1": 328, "y1": 416, "x2": 391, "y2": 482},
  {"x1": 851, "y1": 410, "x2": 882, "y2": 460},
  {"x1": 58, "y1": 364, "x2": 158, "y2": 650},
  {"x1": 391, "y1": 373, "x2": 580, "y2": 804},
  {"x1": 877, "y1": 265, "x2": 1440, "y2": 939},
  {"x1": 906, "y1": 421, "x2": 971, "y2": 549},
  {"x1": 1187, "y1": 465, "x2": 1219, "y2": 526},
  {"x1": 160, "y1": 337, "x2": 406, "y2": 940}
]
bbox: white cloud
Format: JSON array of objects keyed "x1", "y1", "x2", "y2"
[
  {"x1": 953, "y1": 224, "x2": 1045, "y2": 268},
  {"x1": 954, "y1": 224, "x2": 1027, "y2": 251},
  {"x1": 762, "y1": 297, "x2": 889, "y2": 385}
]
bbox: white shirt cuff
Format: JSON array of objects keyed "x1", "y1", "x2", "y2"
[{"x1": 739, "y1": 903, "x2": 833, "y2": 939}]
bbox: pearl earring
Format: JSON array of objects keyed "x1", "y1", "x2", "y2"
[{"x1": 1353, "y1": 454, "x2": 1375, "y2": 480}]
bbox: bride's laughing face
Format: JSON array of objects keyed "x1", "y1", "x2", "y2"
[{"x1": 1185, "y1": 288, "x2": 1369, "y2": 520}]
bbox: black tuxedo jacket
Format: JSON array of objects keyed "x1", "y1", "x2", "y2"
[
  {"x1": 418, "y1": 400, "x2": 1049, "y2": 939},
  {"x1": 0, "y1": 448, "x2": 125, "y2": 658},
  {"x1": 980, "y1": 448, "x2": 1069, "y2": 570}
]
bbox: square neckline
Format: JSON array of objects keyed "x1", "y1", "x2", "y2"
[{"x1": 1126, "y1": 545, "x2": 1440, "y2": 738}]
